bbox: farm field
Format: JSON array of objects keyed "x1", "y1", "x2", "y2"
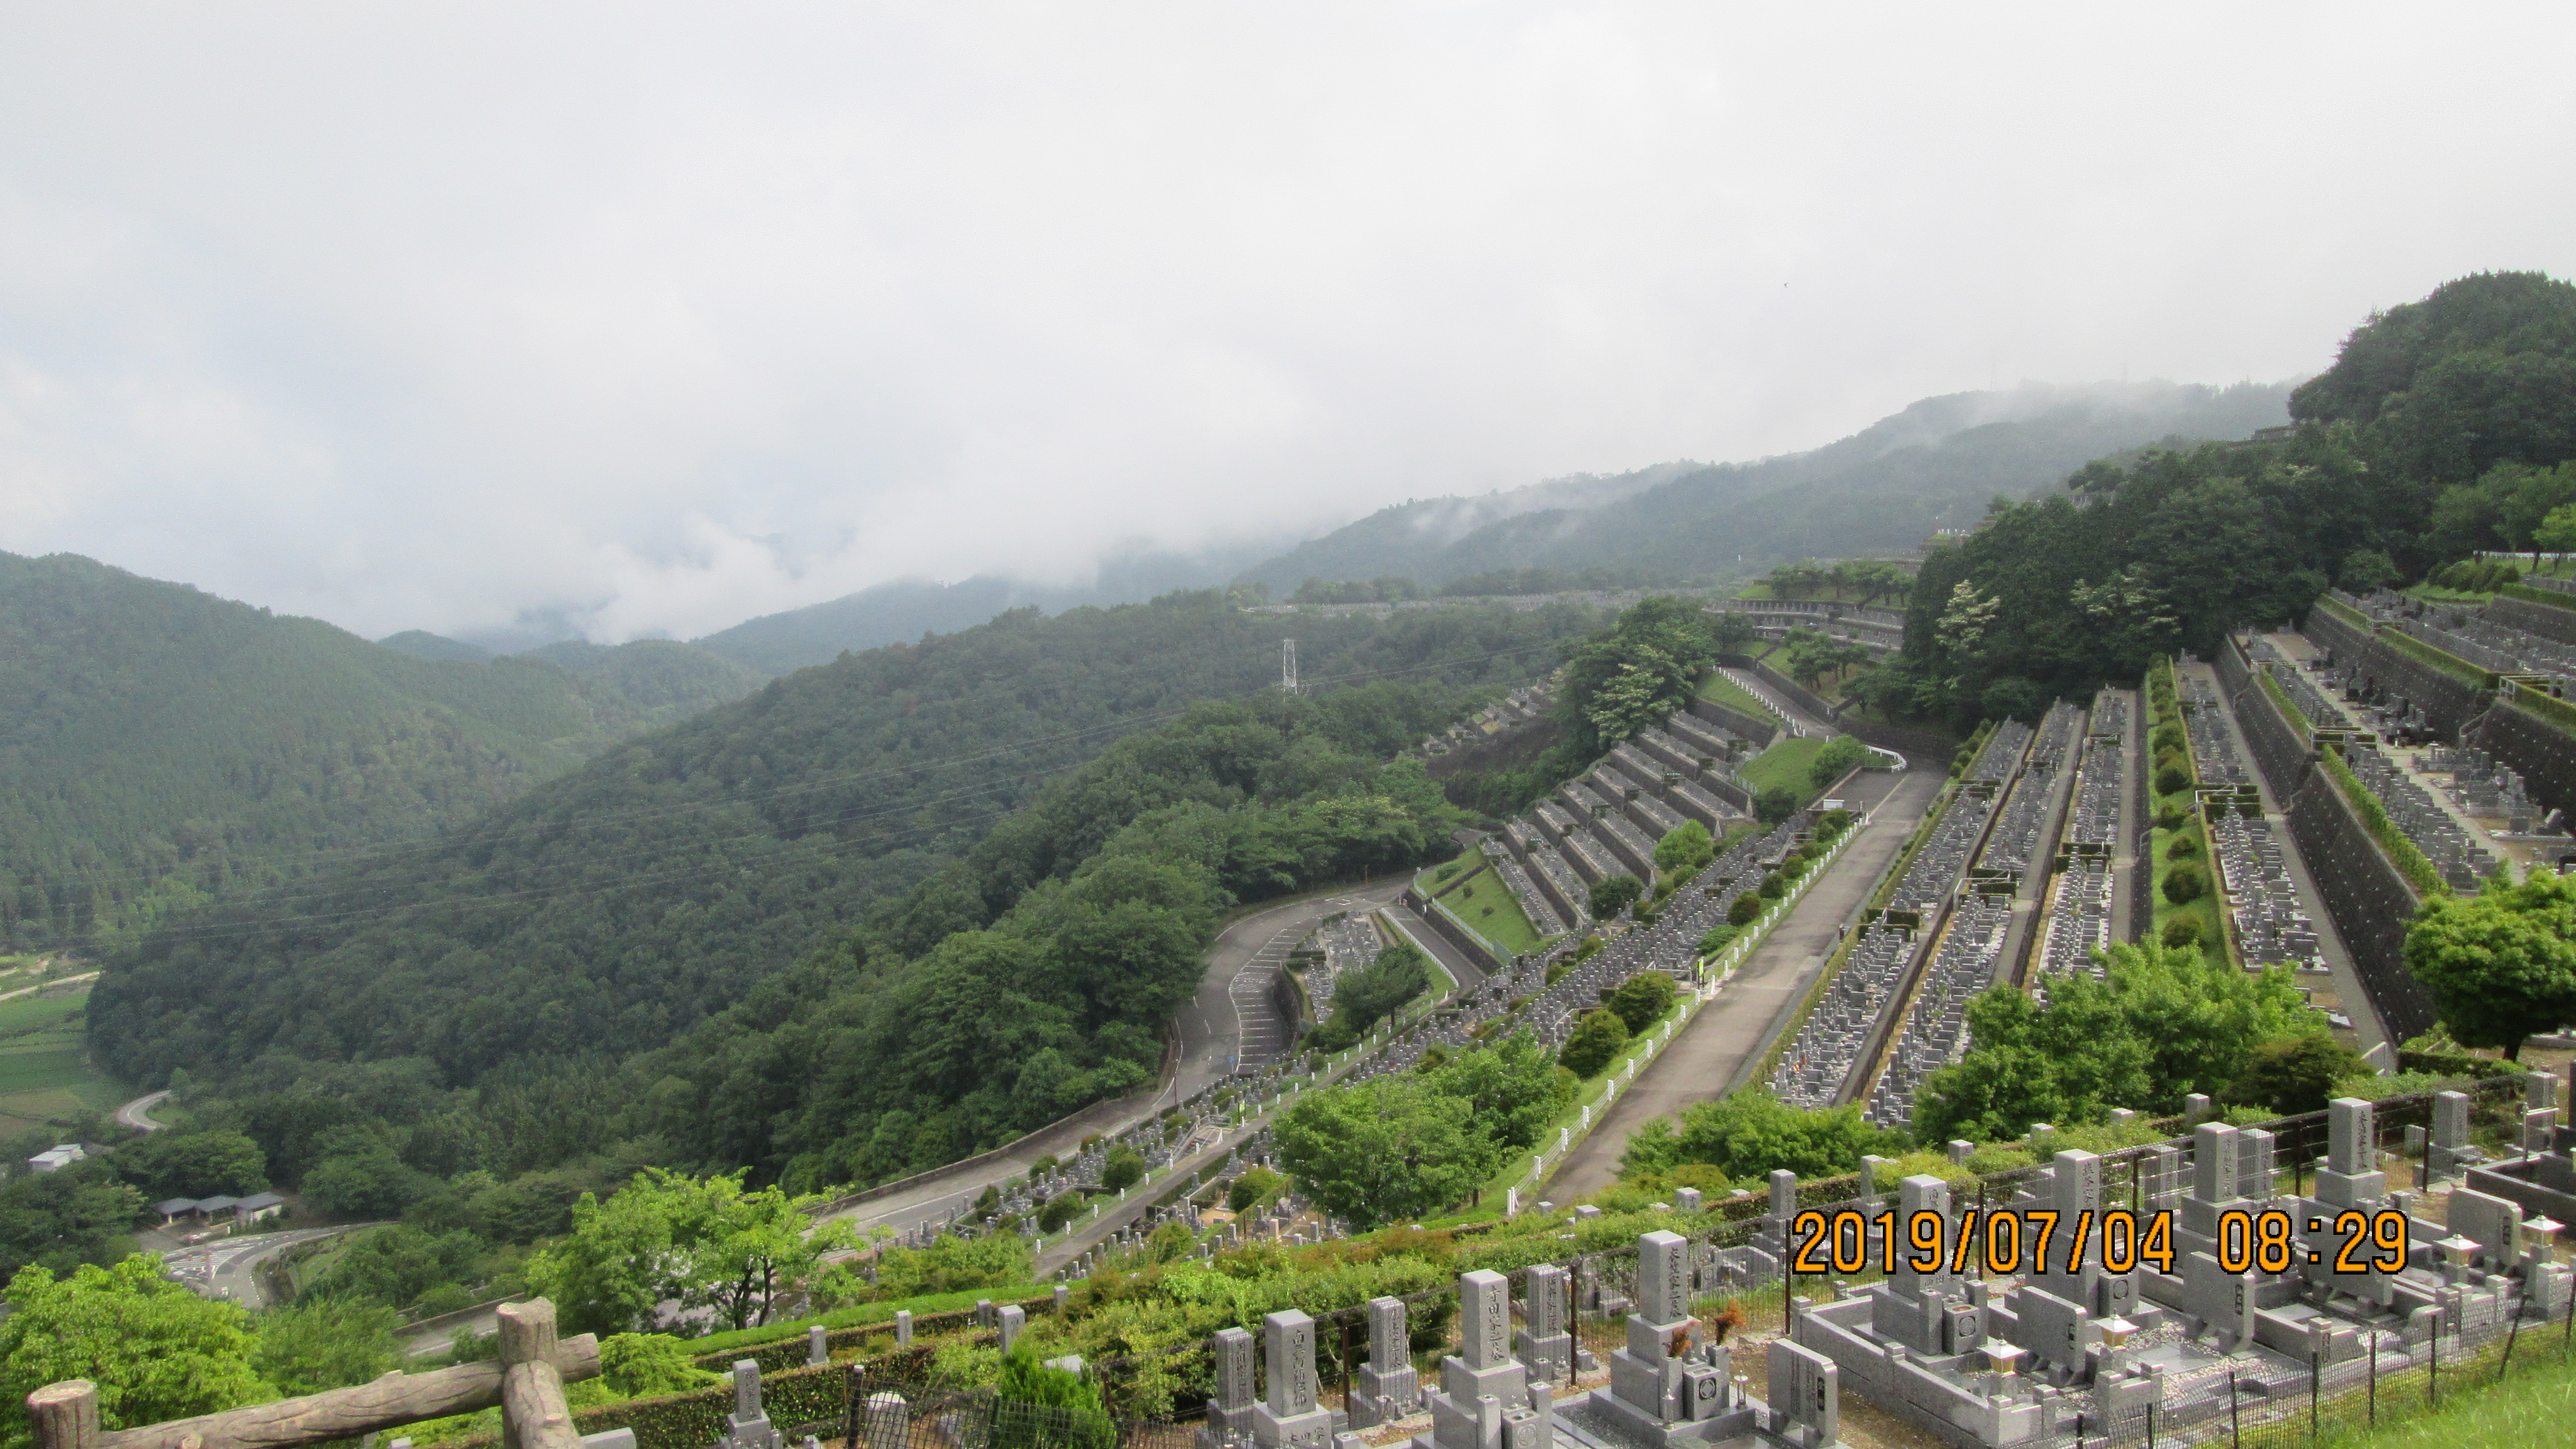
[{"x1": 0, "y1": 984, "x2": 126, "y2": 1138}]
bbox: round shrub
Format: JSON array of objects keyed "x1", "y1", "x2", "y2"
[
  {"x1": 1557, "y1": 1008, "x2": 1631, "y2": 1078},
  {"x1": 2160, "y1": 917, "x2": 2204, "y2": 950},
  {"x1": 2162, "y1": 861, "x2": 2208, "y2": 905},
  {"x1": 1758, "y1": 872, "x2": 1787, "y2": 899},
  {"x1": 1606, "y1": 970, "x2": 1678, "y2": 1033},
  {"x1": 2154, "y1": 763, "x2": 2194, "y2": 797},
  {"x1": 2166, "y1": 835, "x2": 2200, "y2": 860},
  {"x1": 1101, "y1": 1145, "x2": 1146, "y2": 1193},
  {"x1": 1728, "y1": 893, "x2": 1764, "y2": 926},
  {"x1": 2154, "y1": 802, "x2": 2187, "y2": 831},
  {"x1": 2152, "y1": 723, "x2": 2186, "y2": 753}
]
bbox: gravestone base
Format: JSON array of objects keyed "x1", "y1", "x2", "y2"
[
  {"x1": 1251, "y1": 1404, "x2": 1333, "y2": 1449},
  {"x1": 1570, "y1": 1386, "x2": 1764, "y2": 1448}
]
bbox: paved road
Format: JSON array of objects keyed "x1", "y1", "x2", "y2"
[
  {"x1": 815, "y1": 882, "x2": 1405, "y2": 1243},
  {"x1": 161, "y1": 1224, "x2": 372, "y2": 1307},
  {"x1": 1542, "y1": 766, "x2": 1945, "y2": 1200},
  {"x1": 116, "y1": 1089, "x2": 172, "y2": 1132},
  {"x1": 1381, "y1": 901, "x2": 1488, "y2": 987}
]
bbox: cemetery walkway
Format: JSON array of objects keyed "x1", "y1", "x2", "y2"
[
  {"x1": 1541, "y1": 765, "x2": 1947, "y2": 1201},
  {"x1": 2185, "y1": 652, "x2": 2390, "y2": 1056}
]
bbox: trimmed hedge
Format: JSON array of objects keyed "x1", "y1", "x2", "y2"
[
  {"x1": 2506, "y1": 684, "x2": 2576, "y2": 736},
  {"x1": 2374, "y1": 626, "x2": 2495, "y2": 688},
  {"x1": 2498, "y1": 580, "x2": 2576, "y2": 613},
  {"x1": 2258, "y1": 667, "x2": 2310, "y2": 732},
  {"x1": 2318, "y1": 747, "x2": 2447, "y2": 899},
  {"x1": 2312, "y1": 594, "x2": 2376, "y2": 633}
]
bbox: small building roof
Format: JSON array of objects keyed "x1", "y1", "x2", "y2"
[
  {"x1": 236, "y1": 1192, "x2": 286, "y2": 1211},
  {"x1": 195, "y1": 1195, "x2": 242, "y2": 1211},
  {"x1": 155, "y1": 1198, "x2": 201, "y2": 1215}
]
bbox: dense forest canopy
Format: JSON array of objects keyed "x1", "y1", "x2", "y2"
[
  {"x1": 0, "y1": 552, "x2": 763, "y2": 950},
  {"x1": 88, "y1": 591, "x2": 1599, "y2": 1185},
  {"x1": 1858, "y1": 272, "x2": 2576, "y2": 726}
]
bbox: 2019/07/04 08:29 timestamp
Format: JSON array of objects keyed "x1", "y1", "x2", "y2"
[{"x1": 1788, "y1": 1207, "x2": 2416, "y2": 1277}]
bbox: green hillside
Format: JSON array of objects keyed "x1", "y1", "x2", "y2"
[
  {"x1": 0, "y1": 553, "x2": 763, "y2": 951},
  {"x1": 1236, "y1": 381, "x2": 2291, "y2": 592},
  {"x1": 1878, "y1": 271, "x2": 2576, "y2": 725},
  {"x1": 88, "y1": 593, "x2": 1599, "y2": 1143}
]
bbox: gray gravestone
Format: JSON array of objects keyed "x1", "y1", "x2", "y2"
[
  {"x1": 1516, "y1": 1264, "x2": 1575, "y2": 1387},
  {"x1": 1767, "y1": 1340, "x2": 1838, "y2": 1447}
]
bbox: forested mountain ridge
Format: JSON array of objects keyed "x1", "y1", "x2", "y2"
[
  {"x1": 1236, "y1": 381, "x2": 2293, "y2": 591},
  {"x1": 0, "y1": 551, "x2": 763, "y2": 950},
  {"x1": 1868, "y1": 271, "x2": 2576, "y2": 725},
  {"x1": 690, "y1": 540, "x2": 1286, "y2": 676},
  {"x1": 89, "y1": 591, "x2": 1600, "y2": 1123}
]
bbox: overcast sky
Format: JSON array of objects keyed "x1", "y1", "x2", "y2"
[{"x1": 3, "y1": 4, "x2": 2572, "y2": 642}]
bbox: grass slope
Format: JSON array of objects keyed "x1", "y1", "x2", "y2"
[
  {"x1": 1739, "y1": 736, "x2": 1831, "y2": 801},
  {"x1": 1437, "y1": 851, "x2": 1555, "y2": 955}
]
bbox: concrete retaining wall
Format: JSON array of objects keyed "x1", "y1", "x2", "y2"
[
  {"x1": 1401, "y1": 888, "x2": 1517, "y2": 975},
  {"x1": 2487, "y1": 594, "x2": 2576, "y2": 647},
  {"x1": 2471, "y1": 699, "x2": 2576, "y2": 831},
  {"x1": 2301, "y1": 604, "x2": 2489, "y2": 737},
  {"x1": 2224, "y1": 638, "x2": 2438, "y2": 1039},
  {"x1": 1689, "y1": 696, "x2": 1781, "y2": 749}
]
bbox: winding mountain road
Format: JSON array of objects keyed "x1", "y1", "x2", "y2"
[
  {"x1": 116, "y1": 1089, "x2": 172, "y2": 1132},
  {"x1": 811, "y1": 880, "x2": 1405, "y2": 1244}
]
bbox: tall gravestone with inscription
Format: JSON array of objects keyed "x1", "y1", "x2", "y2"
[
  {"x1": 1579, "y1": 1231, "x2": 1759, "y2": 1447},
  {"x1": 1197, "y1": 1325, "x2": 1257, "y2": 1449},
  {"x1": 1251, "y1": 1311, "x2": 1334, "y2": 1449},
  {"x1": 1513, "y1": 1264, "x2": 1575, "y2": 1388},
  {"x1": 1413, "y1": 1270, "x2": 1526, "y2": 1449},
  {"x1": 1348, "y1": 1296, "x2": 1422, "y2": 1428}
]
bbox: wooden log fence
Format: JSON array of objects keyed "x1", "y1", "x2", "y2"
[{"x1": 28, "y1": 1301, "x2": 600, "y2": 1449}]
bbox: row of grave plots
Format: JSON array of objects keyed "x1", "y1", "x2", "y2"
[
  {"x1": 2215, "y1": 613, "x2": 2576, "y2": 1043},
  {"x1": 1351, "y1": 815, "x2": 1817, "y2": 1084},
  {"x1": 2029, "y1": 690, "x2": 2132, "y2": 983},
  {"x1": 1486, "y1": 705, "x2": 1769, "y2": 939},
  {"x1": 2171, "y1": 668, "x2": 2332, "y2": 979},
  {"x1": 1764, "y1": 713, "x2": 2057, "y2": 1123},
  {"x1": 2304, "y1": 588, "x2": 2576, "y2": 865},
  {"x1": 518, "y1": 1077, "x2": 2548, "y2": 1449}
]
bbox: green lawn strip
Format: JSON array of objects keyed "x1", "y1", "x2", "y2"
[
  {"x1": 2506, "y1": 684, "x2": 2576, "y2": 736},
  {"x1": 2409, "y1": 584, "x2": 2500, "y2": 605},
  {"x1": 1695, "y1": 670, "x2": 1774, "y2": 719},
  {"x1": 2147, "y1": 816, "x2": 2228, "y2": 963},
  {"x1": 1434, "y1": 852, "x2": 1554, "y2": 956},
  {"x1": 1740, "y1": 736, "x2": 1831, "y2": 801},
  {"x1": 0, "y1": 991, "x2": 87, "y2": 1036},
  {"x1": 2314, "y1": 593, "x2": 2376, "y2": 632},
  {"x1": 2308, "y1": 1322, "x2": 2576, "y2": 1449},
  {"x1": 2258, "y1": 665, "x2": 2312, "y2": 732}
]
